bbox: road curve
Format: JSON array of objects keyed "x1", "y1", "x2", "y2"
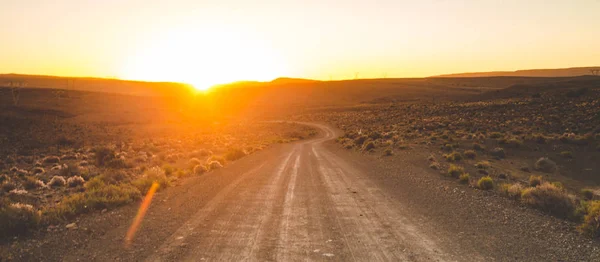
[{"x1": 140, "y1": 123, "x2": 459, "y2": 261}]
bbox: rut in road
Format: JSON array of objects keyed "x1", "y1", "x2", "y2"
[{"x1": 146, "y1": 123, "x2": 466, "y2": 261}]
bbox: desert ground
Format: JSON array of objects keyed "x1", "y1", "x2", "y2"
[{"x1": 1, "y1": 73, "x2": 600, "y2": 261}]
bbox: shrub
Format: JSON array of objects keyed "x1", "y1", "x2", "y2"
[
  {"x1": 429, "y1": 162, "x2": 440, "y2": 170},
  {"x1": 225, "y1": 148, "x2": 247, "y2": 161},
  {"x1": 1, "y1": 181, "x2": 17, "y2": 192},
  {"x1": 209, "y1": 155, "x2": 226, "y2": 166},
  {"x1": 489, "y1": 132, "x2": 503, "y2": 139},
  {"x1": 560, "y1": 151, "x2": 573, "y2": 159},
  {"x1": 354, "y1": 136, "x2": 368, "y2": 146},
  {"x1": 582, "y1": 189, "x2": 595, "y2": 200},
  {"x1": 207, "y1": 161, "x2": 223, "y2": 170},
  {"x1": 444, "y1": 151, "x2": 463, "y2": 162},
  {"x1": 67, "y1": 176, "x2": 85, "y2": 187},
  {"x1": 133, "y1": 167, "x2": 169, "y2": 193},
  {"x1": 162, "y1": 164, "x2": 175, "y2": 177},
  {"x1": 529, "y1": 175, "x2": 543, "y2": 187},
  {"x1": 94, "y1": 147, "x2": 115, "y2": 166},
  {"x1": 534, "y1": 157, "x2": 557, "y2": 173},
  {"x1": 506, "y1": 138, "x2": 523, "y2": 148},
  {"x1": 85, "y1": 176, "x2": 105, "y2": 191},
  {"x1": 475, "y1": 161, "x2": 491, "y2": 169},
  {"x1": 477, "y1": 176, "x2": 494, "y2": 190},
  {"x1": 45, "y1": 183, "x2": 141, "y2": 222},
  {"x1": 0, "y1": 200, "x2": 41, "y2": 237},
  {"x1": 459, "y1": 173, "x2": 470, "y2": 184},
  {"x1": 521, "y1": 182, "x2": 575, "y2": 219},
  {"x1": 23, "y1": 176, "x2": 44, "y2": 190},
  {"x1": 473, "y1": 143, "x2": 485, "y2": 151},
  {"x1": 579, "y1": 201, "x2": 600, "y2": 238},
  {"x1": 362, "y1": 141, "x2": 375, "y2": 151},
  {"x1": 106, "y1": 158, "x2": 128, "y2": 169},
  {"x1": 32, "y1": 167, "x2": 45, "y2": 175},
  {"x1": 505, "y1": 183, "x2": 524, "y2": 199},
  {"x1": 532, "y1": 134, "x2": 547, "y2": 144},
  {"x1": 490, "y1": 148, "x2": 505, "y2": 159},
  {"x1": 193, "y1": 164, "x2": 208, "y2": 175},
  {"x1": 42, "y1": 156, "x2": 61, "y2": 164},
  {"x1": 464, "y1": 150, "x2": 477, "y2": 159},
  {"x1": 383, "y1": 148, "x2": 393, "y2": 156},
  {"x1": 188, "y1": 158, "x2": 202, "y2": 168},
  {"x1": 48, "y1": 176, "x2": 66, "y2": 187},
  {"x1": 447, "y1": 164, "x2": 465, "y2": 178}
]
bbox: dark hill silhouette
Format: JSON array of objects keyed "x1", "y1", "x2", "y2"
[{"x1": 432, "y1": 67, "x2": 600, "y2": 78}]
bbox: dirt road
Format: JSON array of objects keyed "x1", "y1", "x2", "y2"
[{"x1": 12, "y1": 123, "x2": 600, "y2": 261}]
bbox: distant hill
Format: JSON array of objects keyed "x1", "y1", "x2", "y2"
[
  {"x1": 432, "y1": 67, "x2": 600, "y2": 78},
  {"x1": 0, "y1": 74, "x2": 193, "y2": 97}
]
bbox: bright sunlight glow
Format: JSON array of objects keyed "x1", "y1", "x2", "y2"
[{"x1": 122, "y1": 26, "x2": 288, "y2": 90}]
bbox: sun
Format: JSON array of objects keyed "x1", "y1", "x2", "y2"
[{"x1": 121, "y1": 26, "x2": 288, "y2": 91}]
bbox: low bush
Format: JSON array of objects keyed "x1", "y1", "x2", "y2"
[
  {"x1": 582, "y1": 189, "x2": 595, "y2": 200},
  {"x1": 225, "y1": 148, "x2": 247, "y2": 161},
  {"x1": 383, "y1": 148, "x2": 393, "y2": 156},
  {"x1": 0, "y1": 199, "x2": 41, "y2": 237},
  {"x1": 579, "y1": 201, "x2": 600, "y2": 238},
  {"x1": 444, "y1": 151, "x2": 463, "y2": 162},
  {"x1": 362, "y1": 141, "x2": 376, "y2": 151},
  {"x1": 502, "y1": 183, "x2": 524, "y2": 200},
  {"x1": 447, "y1": 164, "x2": 465, "y2": 178},
  {"x1": 506, "y1": 138, "x2": 523, "y2": 148},
  {"x1": 477, "y1": 176, "x2": 494, "y2": 190},
  {"x1": 473, "y1": 143, "x2": 485, "y2": 151},
  {"x1": 23, "y1": 176, "x2": 44, "y2": 190},
  {"x1": 459, "y1": 173, "x2": 470, "y2": 184},
  {"x1": 475, "y1": 161, "x2": 491, "y2": 169},
  {"x1": 133, "y1": 167, "x2": 169, "y2": 193},
  {"x1": 560, "y1": 151, "x2": 573, "y2": 159},
  {"x1": 67, "y1": 176, "x2": 85, "y2": 187},
  {"x1": 207, "y1": 161, "x2": 223, "y2": 170},
  {"x1": 94, "y1": 147, "x2": 116, "y2": 166},
  {"x1": 48, "y1": 176, "x2": 66, "y2": 187},
  {"x1": 529, "y1": 175, "x2": 543, "y2": 187},
  {"x1": 534, "y1": 157, "x2": 557, "y2": 173},
  {"x1": 464, "y1": 150, "x2": 477, "y2": 159},
  {"x1": 521, "y1": 182, "x2": 575, "y2": 219},
  {"x1": 193, "y1": 164, "x2": 208, "y2": 175}
]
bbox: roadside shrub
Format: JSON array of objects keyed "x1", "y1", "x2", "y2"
[
  {"x1": 48, "y1": 176, "x2": 66, "y2": 187},
  {"x1": 133, "y1": 167, "x2": 169, "y2": 193},
  {"x1": 534, "y1": 157, "x2": 557, "y2": 173},
  {"x1": 32, "y1": 167, "x2": 45, "y2": 175},
  {"x1": 188, "y1": 158, "x2": 202, "y2": 169},
  {"x1": 0, "y1": 200, "x2": 41, "y2": 237},
  {"x1": 225, "y1": 148, "x2": 246, "y2": 161},
  {"x1": 489, "y1": 132, "x2": 503, "y2": 139},
  {"x1": 207, "y1": 161, "x2": 223, "y2": 170},
  {"x1": 42, "y1": 156, "x2": 61, "y2": 164},
  {"x1": 464, "y1": 150, "x2": 477, "y2": 159},
  {"x1": 67, "y1": 176, "x2": 85, "y2": 187},
  {"x1": 473, "y1": 143, "x2": 485, "y2": 151},
  {"x1": 23, "y1": 176, "x2": 44, "y2": 190},
  {"x1": 490, "y1": 148, "x2": 505, "y2": 159},
  {"x1": 459, "y1": 173, "x2": 470, "y2": 184},
  {"x1": 84, "y1": 176, "x2": 105, "y2": 191},
  {"x1": 193, "y1": 164, "x2": 208, "y2": 175},
  {"x1": 362, "y1": 141, "x2": 376, "y2": 151},
  {"x1": 521, "y1": 182, "x2": 575, "y2": 219},
  {"x1": 506, "y1": 138, "x2": 523, "y2": 148},
  {"x1": 529, "y1": 175, "x2": 543, "y2": 187},
  {"x1": 94, "y1": 147, "x2": 115, "y2": 166},
  {"x1": 209, "y1": 155, "x2": 226, "y2": 166},
  {"x1": 429, "y1": 162, "x2": 440, "y2": 170},
  {"x1": 579, "y1": 201, "x2": 600, "y2": 238},
  {"x1": 582, "y1": 189, "x2": 595, "y2": 200},
  {"x1": 1, "y1": 181, "x2": 17, "y2": 192},
  {"x1": 383, "y1": 148, "x2": 393, "y2": 156},
  {"x1": 162, "y1": 164, "x2": 175, "y2": 177},
  {"x1": 45, "y1": 183, "x2": 141, "y2": 222},
  {"x1": 560, "y1": 151, "x2": 573, "y2": 159},
  {"x1": 444, "y1": 151, "x2": 463, "y2": 162},
  {"x1": 447, "y1": 164, "x2": 465, "y2": 178},
  {"x1": 502, "y1": 183, "x2": 524, "y2": 200},
  {"x1": 475, "y1": 161, "x2": 491, "y2": 169},
  {"x1": 101, "y1": 170, "x2": 129, "y2": 185},
  {"x1": 477, "y1": 176, "x2": 494, "y2": 190},
  {"x1": 354, "y1": 135, "x2": 368, "y2": 146}
]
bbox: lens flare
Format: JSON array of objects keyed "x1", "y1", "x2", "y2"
[{"x1": 125, "y1": 182, "x2": 160, "y2": 248}]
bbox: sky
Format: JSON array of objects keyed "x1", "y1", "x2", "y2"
[{"x1": 1, "y1": 0, "x2": 600, "y2": 88}]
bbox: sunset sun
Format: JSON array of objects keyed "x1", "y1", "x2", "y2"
[{"x1": 122, "y1": 27, "x2": 288, "y2": 91}]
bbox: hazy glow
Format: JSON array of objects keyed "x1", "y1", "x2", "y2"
[{"x1": 1, "y1": 0, "x2": 599, "y2": 83}]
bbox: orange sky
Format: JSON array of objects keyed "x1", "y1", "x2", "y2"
[{"x1": 1, "y1": 0, "x2": 599, "y2": 88}]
